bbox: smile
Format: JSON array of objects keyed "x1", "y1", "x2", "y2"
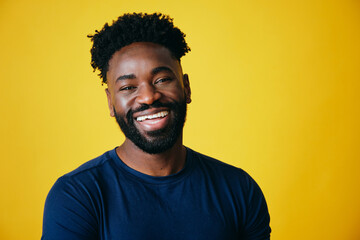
[{"x1": 136, "y1": 111, "x2": 169, "y2": 122}]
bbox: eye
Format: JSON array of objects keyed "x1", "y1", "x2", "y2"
[
  {"x1": 155, "y1": 77, "x2": 172, "y2": 84},
  {"x1": 120, "y1": 86, "x2": 136, "y2": 91}
]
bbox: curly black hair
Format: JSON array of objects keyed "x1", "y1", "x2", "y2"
[{"x1": 88, "y1": 12, "x2": 191, "y2": 84}]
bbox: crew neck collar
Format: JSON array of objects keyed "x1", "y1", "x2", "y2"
[{"x1": 109, "y1": 147, "x2": 194, "y2": 185}]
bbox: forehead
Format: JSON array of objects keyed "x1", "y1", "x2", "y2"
[{"x1": 107, "y1": 42, "x2": 182, "y2": 84}]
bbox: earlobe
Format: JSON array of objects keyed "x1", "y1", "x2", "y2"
[
  {"x1": 183, "y1": 74, "x2": 191, "y2": 104},
  {"x1": 105, "y1": 88, "x2": 115, "y2": 117}
]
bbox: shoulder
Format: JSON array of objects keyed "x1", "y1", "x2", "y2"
[
  {"x1": 62, "y1": 148, "x2": 115, "y2": 178},
  {"x1": 41, "y1": 151, "x2": 117, "y2": 240},
  {"x1": 44, "y1": 149, "x2": 118, "y2": 221},
  {"x1": 188, "y1": 148, "x2": 253, "y2": 184},
  {"x1": 46, "y1": 148, "x2": 118, "y2": 206},
  {"x1": 187, "y1": 148, "x2": 267, "y2": 205},
  {"x1": 187, "y1": 148, "x2": 271, "y2": 238}
]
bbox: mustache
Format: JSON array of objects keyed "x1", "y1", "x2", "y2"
[
  {"x1": 126, "y1": 101, "x2": 177, "y2": 122},
  {"x1": 132, "y1": 101, "x2": 175, "y2": 114}
]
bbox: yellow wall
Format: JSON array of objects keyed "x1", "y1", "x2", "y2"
[{"x1": 1, "y1": 0, "x2": 359, "y2": 239}]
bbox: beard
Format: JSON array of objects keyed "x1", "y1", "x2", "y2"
[{"x1": 113, "y1": 99, "x2": 187, "y2": 154}]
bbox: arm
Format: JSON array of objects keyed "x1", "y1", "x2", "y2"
[
  {"x1": 41, "y1": 177, "x2": 98, "y2": 240},
  {"x1": 242, "y1": 175, "x2": 271, "y2": 240}
]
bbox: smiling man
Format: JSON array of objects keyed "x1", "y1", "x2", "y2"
[{"x1": 42, "y1": 13, "x2": 271, "y2": 240}]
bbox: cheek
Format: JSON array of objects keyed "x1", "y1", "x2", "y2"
[
  {"x1": 169, "y1": 87, "x2": 186, "y2": 101},
  {"x1": 114, "y1": 95, "x2": 132, "y2": 114},
  {"x1": 162, "y1": 82, "x2": 186, "y2": 100}
]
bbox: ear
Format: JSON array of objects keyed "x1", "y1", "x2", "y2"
[
  {"x1": 183, "y1": 74, "x2": 191, "y2": 104},
  {"x1": 105, "y1": 88, "x2": 115, "y2": 117}
]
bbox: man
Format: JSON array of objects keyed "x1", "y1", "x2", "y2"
[{"x1": 42, "y1": 13, "x2": 271, "y2": 240}]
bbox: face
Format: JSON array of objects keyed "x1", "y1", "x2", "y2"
[{"x1": 105, "y1": 42, "x2": 191, "y2": 154}]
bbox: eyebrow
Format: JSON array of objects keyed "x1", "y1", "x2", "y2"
[
  {"x1": 116, "y1": 74, "x2": 136, "y2": 82},
  {"x1": 151, "y1": 66, "x2": 174, "y2": 75},
  {"x1": 115, "y1": 66, "x2": 175, "y2": 83}
]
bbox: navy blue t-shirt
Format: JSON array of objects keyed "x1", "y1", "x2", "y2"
[{"x1": 42, "y1": 148, "x2": 271, "y2": 240}]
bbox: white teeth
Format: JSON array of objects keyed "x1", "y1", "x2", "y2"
[{"x1": 136, "y1": 111, "x2": 169, "y2": 122}]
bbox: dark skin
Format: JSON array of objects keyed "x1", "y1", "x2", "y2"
[{"x1": 105, "y1": 42, "x2": 191, "y2": 177}]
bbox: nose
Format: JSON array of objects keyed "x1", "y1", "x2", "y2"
[{"x1": 136, "y1": 83, "x2": 161, "y2": 105}]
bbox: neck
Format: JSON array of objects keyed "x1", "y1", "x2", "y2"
[{"x1": 116, "y1": 137, "x2": 186, "y2": 177}]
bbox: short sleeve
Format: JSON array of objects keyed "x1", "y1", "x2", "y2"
[
  {"x1": 242, "y1": 175, "x2": 271, "y2": 240},
  {"x1": 41, "y1": 177, "x2": 98, "y2": 240}
]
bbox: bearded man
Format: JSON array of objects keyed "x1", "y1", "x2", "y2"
[{"x1": 42, "y1": 13, "x2": 271, "y2": 240}]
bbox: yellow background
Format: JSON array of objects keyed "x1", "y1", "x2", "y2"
[{"x1": 1, "y1": 0, "x2": 359, "y2": 239}]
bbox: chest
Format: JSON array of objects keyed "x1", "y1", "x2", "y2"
[{"x1": 97, "y1": 179, "x2": 241, "y2": 240}]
